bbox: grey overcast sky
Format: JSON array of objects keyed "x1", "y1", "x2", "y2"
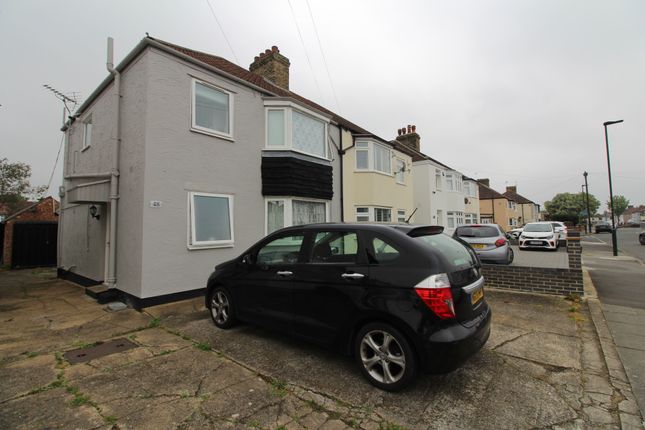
[{"x1": 1, "y1": 0, "x2": 643, "y2": 211}]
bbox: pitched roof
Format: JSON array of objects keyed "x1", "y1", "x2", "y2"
[
  {"x1": 477, "y1": 181, "x2": 508, "y2": 200},
  {"x1": 3, "y1": 197, "x2": 59, "y2": 222},
  {"x1": 502, "y1": 190, "x2": 534, "y2": 204},
  {"x1": 149, "y1": 37, "x2": 373, "y2": 136}
]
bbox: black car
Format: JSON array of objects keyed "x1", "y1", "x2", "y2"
[
  {"x1": 639, "y1": 231, "x2": 645, "y2": 245},
  {"x1": 205, "y1": 223, "x2": 491, "y2": 391},
  {"x1": 595, "y1": 222, "x2": 612, "y2": 233}
]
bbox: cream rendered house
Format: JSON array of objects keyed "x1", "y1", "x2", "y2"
[{"x1": 341, "y1": 130, "x2": 414, "y2": 223}]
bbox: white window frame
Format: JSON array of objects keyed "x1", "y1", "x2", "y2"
[
  {"x1": 354, "y1": 206, "x2": 393, "y2": 223},
  {"x1": 397, "y1": 209, "x2": 406, "y2": 223},
  {"x1": 446, "y1": 174, "x2": 454, "y2": 191},
  {"x1": 188, "y1": 191, "x2": 234, "y2": 249},
  {"x1": 82, "y1": 115, "x2": 92, "y2": 151},
  {"x1": 356, "y1": 206, "x2": 370, "y2": 222},
  {"x1": 435, "y1": 170, "x2": 442, "y2": 191},
  {"x1": 354, "y1": 140, "x2": 393, "y2": 176},
  {"x1": 264, "y1": 197, "x2": 330, "y2": 235},
  {"x1": 263, "y1": 101, "x2": 331, "y2": 161},
  {"x1": 191, "y1": 78, "x2": 234, "y2": 140}
]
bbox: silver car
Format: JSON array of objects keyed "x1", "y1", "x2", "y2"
[{"x1": 453, "y1": 224, "x2": 514, "y2": 265}]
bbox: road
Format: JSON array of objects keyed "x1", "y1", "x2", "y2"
[
  {"x1": 582, "y1": 228, "x2": 645, "y2": 417},
  {"x1": 593, "y1": 227, "x2": 645, "y2": 263}
]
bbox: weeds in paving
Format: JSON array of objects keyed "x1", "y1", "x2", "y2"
[
  {"x1": 128, "y1": 333, "x2": 138, "y2": 341},
  {"x1": 24, "y1": 351, "x2": 38, "y2": 358},
  {"x1": 195, "y1": 342, "x2": 212, "y2": 351},
  {"x1": 148, "y1": 317, "x2": 162, "y2": 328},
  {"x1": 157, "y1": 350, "x2": 173, "y2": 356},
  {"x1": 275, "y1": 426, "x2": 287, "y2": 430},
  {"x1": 72, "y1": 339, "x2": 99, "y2": 349},
  {"x1": 180, "y1": 390, "x2": 191, "y2": 399},
  {"x1": 104, "y1": 415, "x2": 118, "y2": 425},
  {"x1": 269, "y1": 378, "x2": 288, "y2": 398}
]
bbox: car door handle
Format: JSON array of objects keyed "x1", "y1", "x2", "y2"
[
  {"x1": 276, "y1": 271, "x2": 293, "y2": 277},
  {"x1": 341, "y1": 273, "x2": 365, "y2": 280}
]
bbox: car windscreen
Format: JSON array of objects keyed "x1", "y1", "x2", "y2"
[
  {"x1": 524, "y1": 224, "x2": 552, "y2": 232},
  {"x1": 414, "y1": 233, "x2": 476, "y2": 270},
  {"x1": 455, "y1": 226, "x2": 499, "y2": 238}
]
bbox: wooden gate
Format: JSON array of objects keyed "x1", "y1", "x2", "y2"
[{"x1": 11, "y1": 222, "x2": 57, "y2": 269}]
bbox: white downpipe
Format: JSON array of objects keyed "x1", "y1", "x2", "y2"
[{"x1": 105, "y1": 37, "x2": 121, "y2": 288}]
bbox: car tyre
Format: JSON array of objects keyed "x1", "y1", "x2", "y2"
[
  {"x1": 506, "y1": 248, "x2": 514, "y2": 264},
  {"x1": 354, "y1": 322, "x2": 417, "y2": 392},
  {"x1": 209, "y1": 287, "x2": 237, "y2": 329}
]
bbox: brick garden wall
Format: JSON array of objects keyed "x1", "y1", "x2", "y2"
[{"x1": 481, "y1": 231, "x2": 583, "y2": 296}]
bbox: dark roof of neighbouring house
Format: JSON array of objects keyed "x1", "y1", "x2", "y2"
[
  {"x1": 477, "y1": 182, "x2": 509, "y2": 200},
  {"x1": 503, "y1": 190, "x2": 535, "y2": 204}
]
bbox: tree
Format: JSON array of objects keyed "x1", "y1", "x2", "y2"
[
  {"x1": 544, "y1": 192, "x2": 600, "y2": 225},
  {"x1": 0, "y1": 158, "x2": 46, "y2": 211},
  {"x1": 608, "y1": 195, "x2": 630, "y2": 223}
]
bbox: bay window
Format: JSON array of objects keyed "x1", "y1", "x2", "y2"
[
  {"x1": 264, "y1": 102, "x2": 330, "y2": 160},
  {"x1": 265, "y1": 197, "x2": 329, "y2": 234},
  {"x1": 354, "y1": 140, "x2": 392, "y2": 174}
]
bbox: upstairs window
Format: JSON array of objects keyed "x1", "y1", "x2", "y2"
[
  {"x1": 446, "y1": 174, "x2": 454, "y2": 191},
  {"x1": 265, "y1": 103, "x2": 329, "y2": 160},
  {"x1": 192, "y1": 80, "x2": 233, "y2": 139},
  {"x1": 435, "y1": 170, "x2": 442, "y2": 190},
  {"x1": 83, "y1": 115, "x2": 92, "y2": 150},
  {"x1": 397, "y1": 209, "x2": 406, "y2": 223},
  {"x1": 354, "y1": 140, "x2": 391, "y2": 174}
]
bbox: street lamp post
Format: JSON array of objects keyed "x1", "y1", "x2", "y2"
[
  {"x1": 603, "y1": 120, "x2": 623, "y2": 256},
  {"x1": 583, "y1": 172, "x2": 591, "y2": 234}
]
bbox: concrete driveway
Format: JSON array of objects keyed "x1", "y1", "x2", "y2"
[{"x1": 1, "y1": 268, "x2": 642, "y2": 429}]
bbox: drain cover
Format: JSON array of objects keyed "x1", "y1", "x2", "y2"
[{"x1": 64, "y1": 338, "x2": 138, "y2": 364}]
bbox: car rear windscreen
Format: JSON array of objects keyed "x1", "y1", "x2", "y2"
[
  {"x1": 455, "y1": 226, "x2": 499, "y2": 238},
  {"x1": 414, "y1": 233, "x2": 476, "y2": 271}
]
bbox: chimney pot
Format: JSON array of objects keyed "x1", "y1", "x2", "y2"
[
  {"x1": 407, "y1": 125, "x2": 411, "y2": 133},
  {"x1": 411, "y1": 125, "x2": 416, "y2": 133},
  {"x1": 249, "y1": 46, "x2": 291, "y2": 89}
]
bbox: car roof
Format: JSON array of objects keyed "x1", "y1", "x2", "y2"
[{"x1": 272, "y1": 222, "x2": 443, "y2": 235}]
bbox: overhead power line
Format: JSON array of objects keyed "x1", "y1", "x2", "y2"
[
  {"x1": 305, "y1": 0, "x2": 341, "y2": 114},
  {"x1": 205, "y1": 0, "x2": 239, "y2": 64},
  {"x1": 287, "y1": 0, "x2": 324, "y2": 103}
]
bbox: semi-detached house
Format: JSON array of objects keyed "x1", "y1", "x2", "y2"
[{"x1": 58, "y1": 37, "x2": 377, "y2": 307}]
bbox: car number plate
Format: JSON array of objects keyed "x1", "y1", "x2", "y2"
[
  {"x1": 471, "y1": 288, "x2": 484, "y2": 305},
  {"x1": 529, "y1": 241, "x2": 542, "y2": 245},
  {"x1": 471, "y1": 244, "x2": 486, "y2": 249}
]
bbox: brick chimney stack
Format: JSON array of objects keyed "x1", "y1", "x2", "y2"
[
  {"x1": 506, "y1": 185, "x2": 517, "y2": 193},
  {"x1": 395, "y1": 124, "x2": 420, "y2": 152},
  {"x1": 478, "y1": 178, "x2": 490, "y2": 187},
  {"x1": 249, "y1": 46, "x2": 290, "y2": 89}
]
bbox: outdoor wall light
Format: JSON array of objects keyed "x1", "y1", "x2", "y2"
[{"x1": 89, "y1": 204, "x2": 101, "y2": 220}]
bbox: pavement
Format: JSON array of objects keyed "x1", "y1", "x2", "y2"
[
  {"x1": 1, "y1": 268, "x2": 643, "y2": 429},
  {"x1": 582, "y1": 231, "x2": 645, "y2": 424}
]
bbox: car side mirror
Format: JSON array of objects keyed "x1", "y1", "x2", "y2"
[{"x1": 330, "y1": 246, "x2": 339, "y2": 255}]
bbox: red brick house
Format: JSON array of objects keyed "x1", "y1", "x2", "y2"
[{"x1": 1, "y1": 197, "x2": 59, "y2": 268}]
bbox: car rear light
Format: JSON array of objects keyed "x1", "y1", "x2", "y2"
[
  {"x1": 414, "y1": 273, "x2": 456, "y2": 319},
  {"x1": 494, "y1": 238, "x2": 506, "y2": 247}
]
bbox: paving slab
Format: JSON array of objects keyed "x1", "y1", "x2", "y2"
[{"x1": 1, "y1": 268, "x2": 642, "y2": 429}]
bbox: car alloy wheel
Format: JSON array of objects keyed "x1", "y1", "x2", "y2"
[
  {"x1": 355, "y1": 323, "x2": 416, "y2": 391},
  {"x1": 209, "y1": 288, "x2": 236, "y2": 329}
]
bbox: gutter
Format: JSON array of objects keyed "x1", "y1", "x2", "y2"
[{"x1": 105, "y1": 37, "x2": 121, "y2": 289}]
